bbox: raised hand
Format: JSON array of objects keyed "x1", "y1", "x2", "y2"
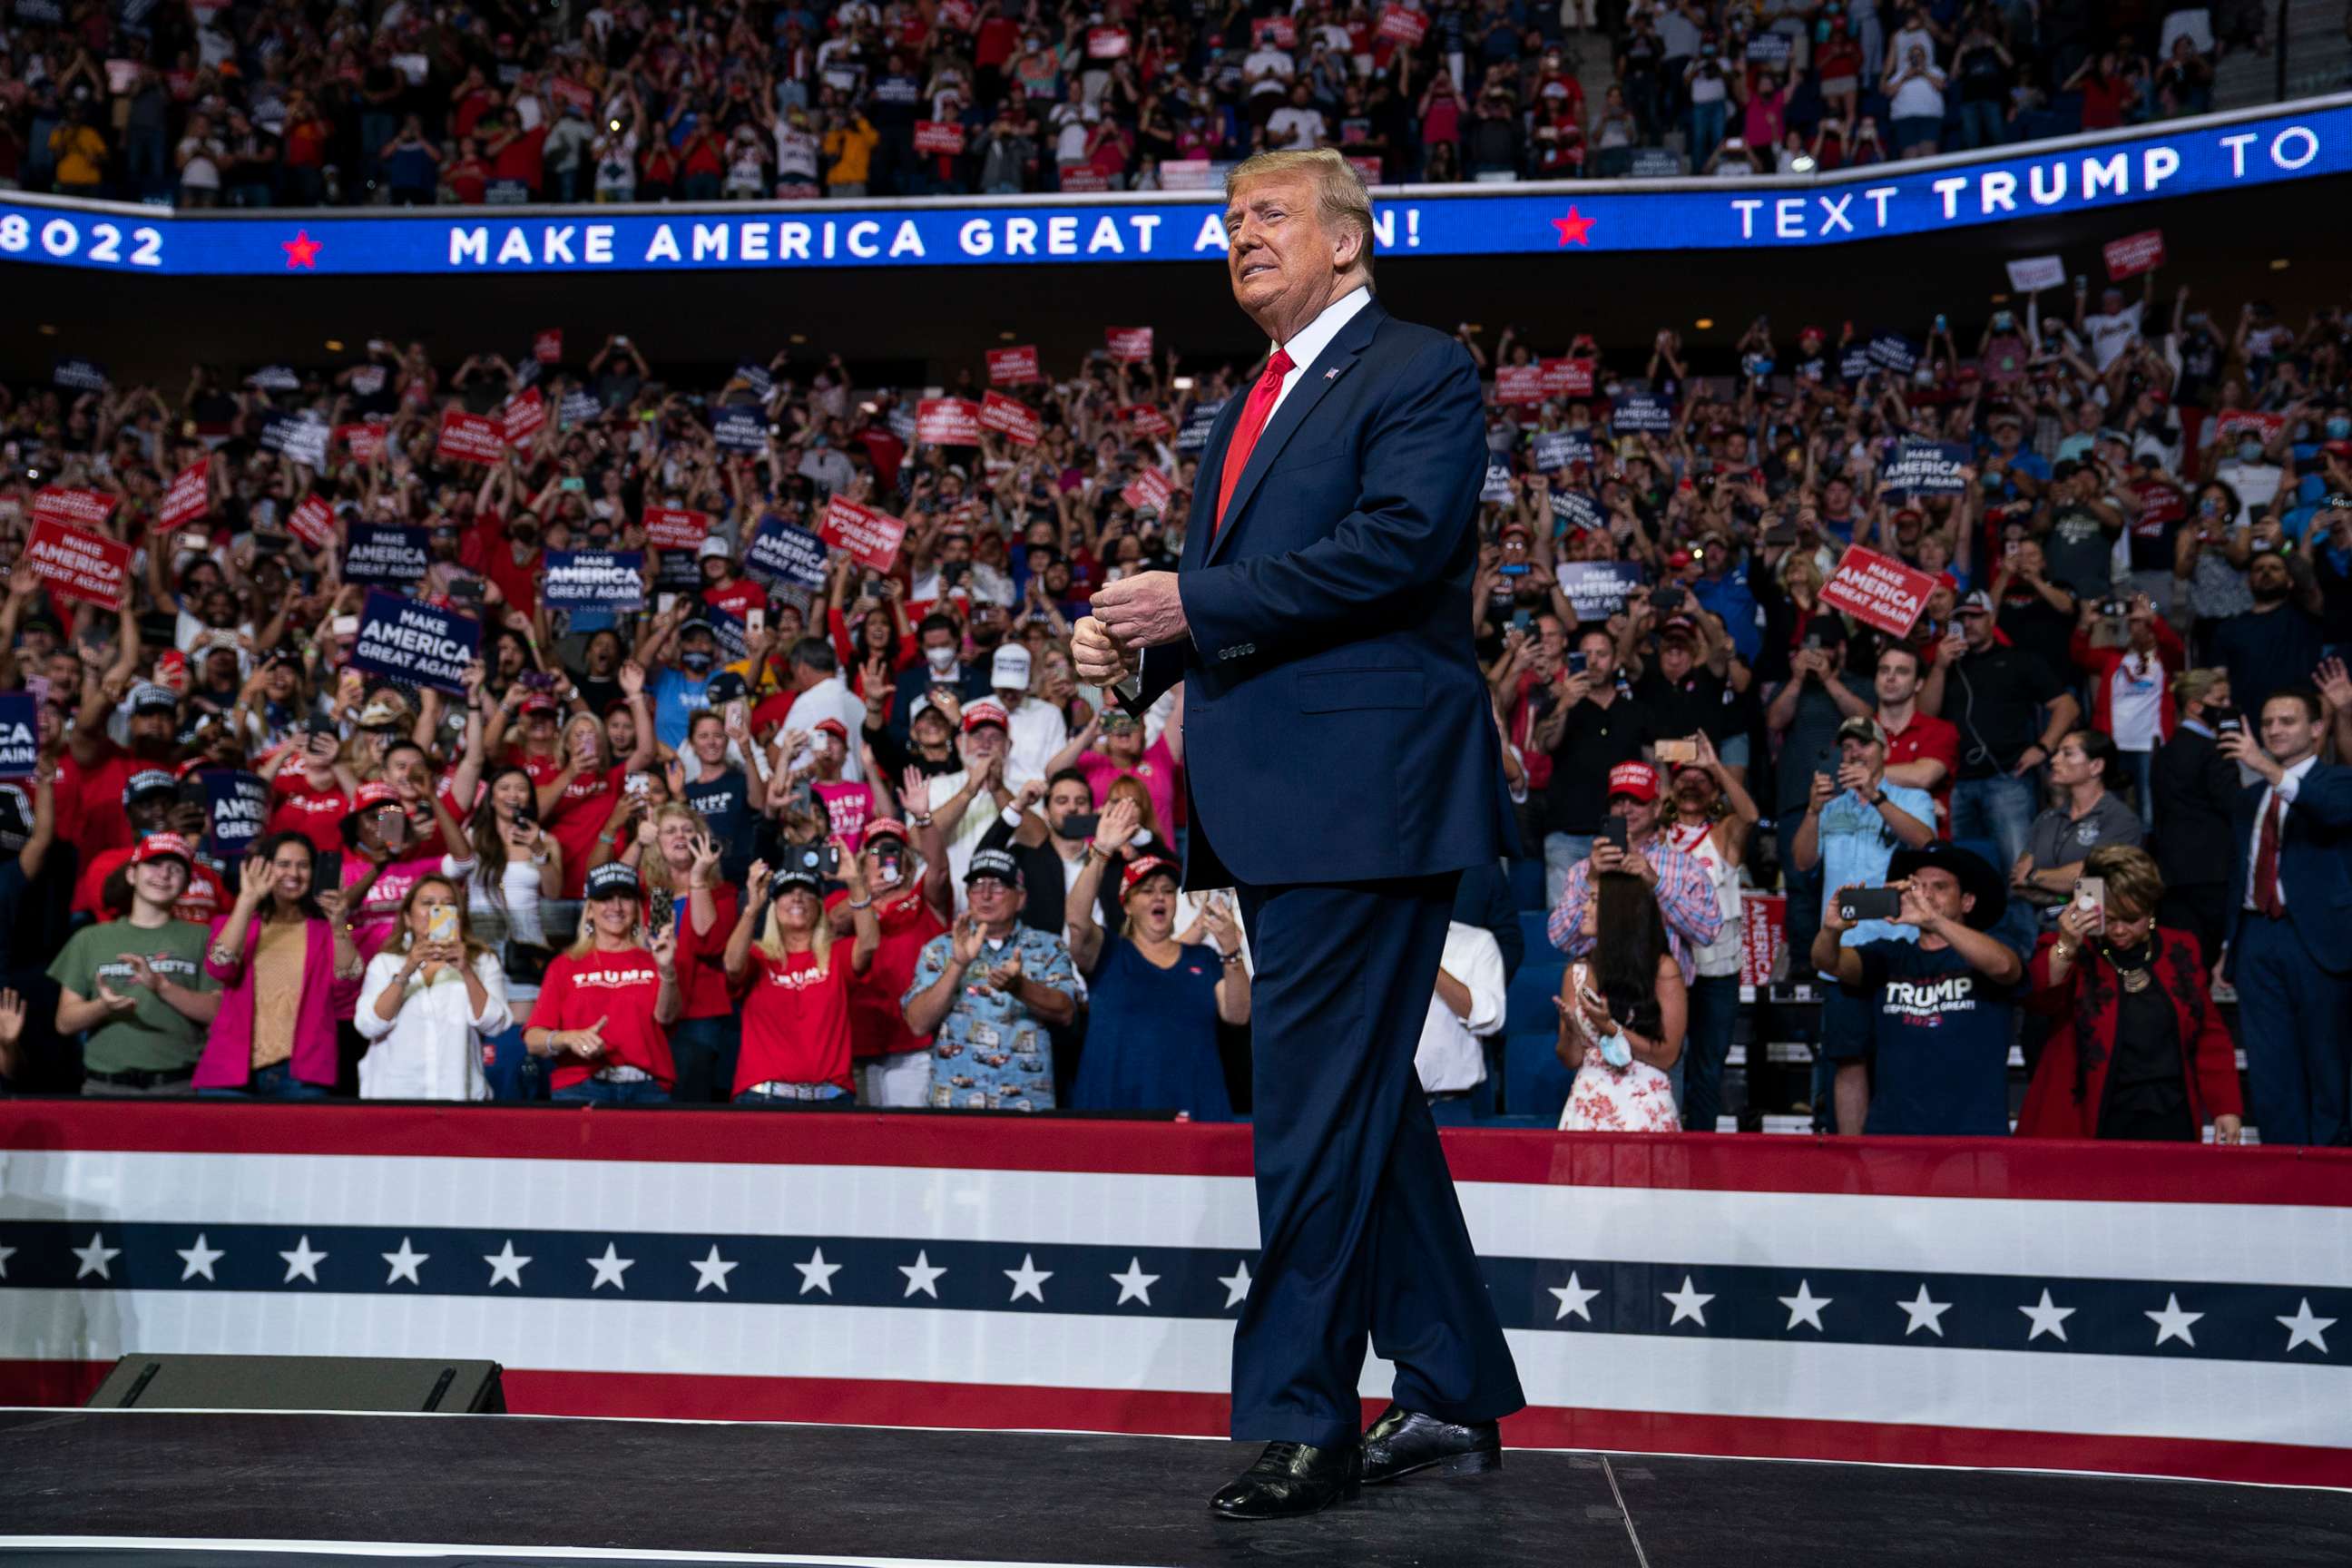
[
  {"x1": 899, "y1": 767, "x2": 932, "y2": 818},
  {"x1": 1199, "y1": 900, "x2": 1242, "y2": 957},
  {"x1": 650, "y1": 924, "x2": 679, "y2": 976},
  {"x1": 238, "y1": 853, "x2": 273, "y2": 907},
  {"x1": 950, "y1": 910, "x2": 985, "y2": 967},
  {"x1": 317, "y1": 887, "x2": 349, "y2": 927},
  {"x1": 689, "y1": 831, "x2": 723, "y2": 884},
  {"x1": 1094, "y1": 794, "x2": 1142, "y2": 854},
  {"x1": 2317, "y1": 656, "x2": 2352, "y2": 713},
  {"x1": 618, "y1": 660, "x2": 646, "y2": 699},
  {"x1": 748, "y1": 858, "x2": 774, "y2": 901}
]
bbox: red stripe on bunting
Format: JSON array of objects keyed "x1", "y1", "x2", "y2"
[
  {"x1": 10, "y1": 1362, "x2": 2337, "y2": 1490},
  {"x1": 5, "y1": 1101, "x2": 2351, "y2": 1204}
]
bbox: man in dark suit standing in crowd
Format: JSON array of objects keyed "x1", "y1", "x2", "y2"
[
  {"x1": 1077, "y1": 148, "x2": 1524, "y2": 1520},
  {"x1": 2220, "y1": 685, "x2": 2352, "y2": 1145}
]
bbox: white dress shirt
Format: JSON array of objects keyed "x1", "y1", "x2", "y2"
[
  {"x1": 999, "y1": 691, "x2": 1070, "y2": 790},
  {"x1": 2245, "y1": 754, "x2": 2320, "y2": 911},
  {"x1": 354, "y1": 949, "x2": 514, "y2": 1102},
  {"x1": 1263, "y1": 284, "x2": 1374, "y2": 422},
  {"x1": 1414, "y1": 922, "x2": 1506, "y2": 1095}
]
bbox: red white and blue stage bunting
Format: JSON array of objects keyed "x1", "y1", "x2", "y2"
[{"x1": 1, "y1": 1103, "x2": 2346, "y2": 1487}]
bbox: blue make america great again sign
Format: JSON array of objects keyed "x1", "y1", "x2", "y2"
[{"x1": 0, "y1": 100, "x2": 2342, "y2": 278}]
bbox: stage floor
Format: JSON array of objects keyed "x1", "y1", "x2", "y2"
[{"x1": 1, "y1": 1409, "x2": 2345, "y2": 1568}]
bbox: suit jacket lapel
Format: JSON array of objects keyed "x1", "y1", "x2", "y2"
[
  {"x1": 1181, "y1": 395, "x2": 1250, "y2": 574},
  {"x1": 1203, "y1": 299, "x2": 1387, "y2": 568}
]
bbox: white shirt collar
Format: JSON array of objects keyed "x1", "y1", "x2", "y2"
[
  {"x1": 2278, "y1": 753, "x2": 2321, "y2": 791},
  {"x1": 1271, "y1": 285, "x2": 1372, "y2": 373}
]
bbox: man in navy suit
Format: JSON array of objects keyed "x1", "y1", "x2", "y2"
[
  {"x1": 2220, "y1": 685, "x2": 2352, "y2": 1145},
  {"x1": 1077, "y1": 149, "x2": 1524, "y2": 1520}
]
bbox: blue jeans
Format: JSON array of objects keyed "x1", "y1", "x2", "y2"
[
  {"x1": 200, "y1": 1063, "x2": 330, "y2": 1101},
  {"x1": 480, "y1": 1024, "x2": 545, "y2": 1102},
  {"x1": 2121, "y1": 749, "x2": 2155, "y2": 830},
  {"x1": 1542, "y1": 832, "x2": 1593, "y2": 913},
  {"x1": 1956, "y1": 99, "x2": 2005, "y2": 149},
  {"x1": 734, "y1": 1086, "x2": 849, "y2": 1106},
  {"x1": 669, "y1": 1014, "x2": 742, "y2": 1104},
  {"x1": 1688, "y1": 100, "x2": 1727, "y2": 167},
  {"x1": 554, "y1": 1077, "x2": 671, "y2": 1106},
  {"x1": 1681, "y1": 975, "x2": 1741, "y2": 1131},
  {"x1": 1949, "y1": 773, "x2": 2037, "y2": 871},
  {"x1": 1775, "y1": 807, "x2": 1825, "y2": 981}
]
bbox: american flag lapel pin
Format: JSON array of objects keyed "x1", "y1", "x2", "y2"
[{"x1": 1324, "y1": 368, "x2": 1339, "y2": 380}]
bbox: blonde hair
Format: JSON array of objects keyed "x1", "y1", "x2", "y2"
[
  {"x1": 756, "y1": 886, "x2": 837, "y2": 976},
  {"x1": 1226, "y1": 149, "x2": 1376, "y2": 284},
  {"x1": 2171, "y1": 666, "x2": 2227, "y2": 708},
  {"x1": 639, "y1": 801, "x2": 709, "y2": 897}
]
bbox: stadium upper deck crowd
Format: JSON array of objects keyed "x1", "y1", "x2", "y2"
[
  {"x1": 0, "y1": 246, "x2": 2346, "y2": 1139},
  {"x1": 0, "y1": 0, "x2": 2249, "y2": 205}
]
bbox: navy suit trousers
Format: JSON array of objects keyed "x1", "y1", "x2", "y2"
[
  {"x1": 2235, "y1": 912, "x2": 2352, "y2": 1146},
  {"x1": 1230, "y1": 871, "x2": 1526, "y2": 1446}
]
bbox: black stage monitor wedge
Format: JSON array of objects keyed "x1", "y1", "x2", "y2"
[{"x1": 88, "y1": 1355, "x2": 505, "y2": 1413}]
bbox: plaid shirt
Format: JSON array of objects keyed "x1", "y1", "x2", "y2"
[{"x1": 1547, "y1": 837, "x2": 1724, "y2": 985}]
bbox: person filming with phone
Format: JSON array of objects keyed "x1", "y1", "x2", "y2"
[
  {"x1": 1788, "y1": 716, "x2": 1936, "y2": 1133},
  {"x1": 2017, "y1": 846, "x2": 2244, "y2": 1142},
  {"x1": 355, "y1": 876, "x2": 513, "y2": 1102},
  {"x1": 1546, "y1": 760, "x2": 1722, "y2": 1107},
  {"x1": 1814, "y1": 844, "x2": 2025, "y2": 1137},
  {"x1": 2218, "y1": 686, "x2": 2352, "y2": 1146}
]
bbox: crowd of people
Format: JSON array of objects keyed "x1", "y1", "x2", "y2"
[
  {"x1": 0, "y1": 248, "x2": 2344, "y2": 1144},
  {"x1": 0, "y1": 0, "x2": 2249, "y2": 206}
]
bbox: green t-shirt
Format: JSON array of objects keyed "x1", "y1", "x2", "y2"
[{"x1": 47, "y1": 918, "x2": 216, "y2": 1075}]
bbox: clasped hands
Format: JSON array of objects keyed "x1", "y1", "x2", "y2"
[{"x1": 1073, "y1": 571, "x2": 1188, "y2": 688}]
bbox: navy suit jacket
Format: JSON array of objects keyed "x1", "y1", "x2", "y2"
[
  {"x1": 1130, "y1": 296, "x2": 1514, "y2": 889},
  {"x1": 2223, "y1": 761, "x2": 2352, "y2": 974}
]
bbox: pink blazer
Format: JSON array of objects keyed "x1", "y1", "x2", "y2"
[{"x1": 193, "y1": 916, "x2": 363, "y2": 1090}]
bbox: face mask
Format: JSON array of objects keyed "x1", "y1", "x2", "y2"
[
  {"x1": 2238, "y1": 440, "x2": 2263, "y2": 464},
  {"x1": 681, "y1": 648, "x2": 715, "y2": 673},
  {"x1": 925, "y1": 643, "x2": 957, "y2": 671},
  {"x1": 2328, "y1": 418, "x2": 2351, "y2": 440}
]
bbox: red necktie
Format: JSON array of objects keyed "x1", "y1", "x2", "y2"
[
  {"x1": 2255, "y1": 790, "x2": 2286, "y2": 918},
  {"x1": 1212, "y1": 348, "x2": 1296, "y2": 534}
]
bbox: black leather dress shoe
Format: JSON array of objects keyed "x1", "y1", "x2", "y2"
[
  {"x1": 1209, "y1": 1440, "x2": 1363, "y2": 1520},
  {"x1": 1360, "y1": 1405, "x2": 1503, "y2": 1485}
]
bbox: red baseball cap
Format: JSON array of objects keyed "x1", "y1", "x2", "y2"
[
  {"x1": 353, "y1": 780, "x2": 401, "y2": 811},
  {"x1": 812, "y1": 718, "x2": 850, "y2": 742},
  {"x1": 962, "y1": 700, "x2": 1009, "y2": 732},
  {"x1": 1607, "y1": 760, "x2": 1661, "y2": 802},
  {"x1": 1122, "y1": 853, "x2": 1181, "y2": 896},
  {"x1": 863, "y1": 817, "x2": 910, "y2": 845},
  {"x1": 520, "y1": 691, "x2": 560, "y2": 716},
  {"x1": 130, "y1": 832, "x2": 195, "y2": 867}
]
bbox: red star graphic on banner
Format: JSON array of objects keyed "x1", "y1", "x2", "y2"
[
  {"x1": 282, "y1": 230, "x2": 322, "y2": 270},
  {"x1": 1551, "y1": 207, "x2": 1595, "y2": 247}
]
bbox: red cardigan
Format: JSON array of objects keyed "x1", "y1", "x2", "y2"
[
  {"x1": 2069, "y1": 618, "x2": 2185, "y2": 744},
  {"x1": 2017, "y1": 928, "x2": 2242, "y2": 1138}
]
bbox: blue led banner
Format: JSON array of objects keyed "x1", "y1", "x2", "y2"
[{"x1": 0, "y1": 101, "x2": 2341, "y2": 279}]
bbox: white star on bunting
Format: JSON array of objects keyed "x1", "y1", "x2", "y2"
[
  {"x1": 381, "y1": 1238, "x2": 429, "y2": 1286},
  {"x1": 176, "y1": 1233, "x2": 225, "y2": 1282},
  {"x1": 1110, "y1": 1257, "x2": 1160, "y2": 1307},
  {"x1": 1778, "y1": 1279, "x2": 1831, "y2": 1332},
  {"x1": 690, "y1": 1244, "x2": 740, "y2": 1295},
  {"x1": 2277, "y1": 1298, "x2": 2335, "y2": 1355},
  {"x1": 1661, "y1": 1275, "x2": 1713, "y2": 1328},
  {"x1": 2018, "y1": 1289, "x2": 2074, "y2": 1343},
  {"x1": 898, "y1": 1250, "x2": 946, "y2": 1299},
  {"x1": 1549, "y1": 1271, "x2": 1600, "y2": 1323},
  {"x1": 1004, "y1": 1252, "x2": 1053, "y2": 1303},
  {"x1": 278, "y1": 1235, "x2": 328, "y2": 1284},
  {"x1": 1896, "y1": 1284, "x2": 1951, "y2": 1338},
  {"x1": 1216, "y1": 1260, "x2": 1252, "y2": 1309},
  {"x1": 796, "y1": 1247, "x2": 843, "y2": 1296},
  {"x1": 73, "y1": 1231, "x2": 121, "y2": 1280},
  {"x1": 585, "y1": 1242, "x2": 635, "y2": 1291},
  {"x1": 2146, "y1": 1292, "x2": 2203, "y2": 1348},
  {"x1": 484, "y1": 1240, "x2": 532, "y2": 1289}
]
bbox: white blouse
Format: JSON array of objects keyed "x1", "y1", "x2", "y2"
[{"x1": 354, "y1": 949, "x2": 514, "y2": 1102}]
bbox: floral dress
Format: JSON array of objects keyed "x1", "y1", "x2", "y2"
[{"x1": 1558, "y1": 961, "x2": 1681, "y2": 1132}]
